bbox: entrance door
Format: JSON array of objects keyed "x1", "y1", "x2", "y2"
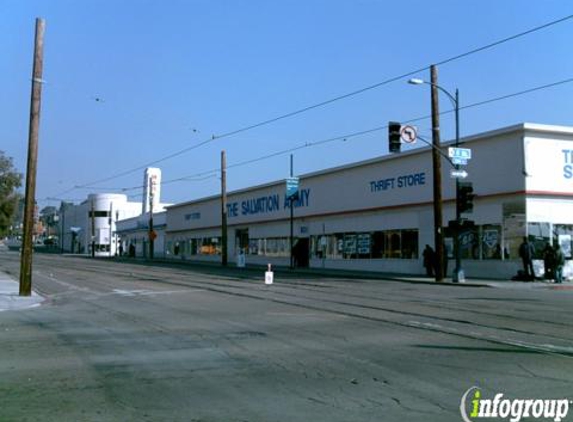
[
  {"x1": 235, "y1": 229, "x2": 249, "y2": 253},
  {"x1": 294, "y1": 238, "x2": 310, "y2": 268}
]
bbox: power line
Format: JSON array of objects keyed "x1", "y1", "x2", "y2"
[
  {"x1": 153, "y1": 75, "x2": 573, "y2": 188},
  {"x1": 54, "y1": 13, "x2": 573, "y2": 195},
  {"x1": 49, "y1": 75, "x2": 573, "y2": 203}
]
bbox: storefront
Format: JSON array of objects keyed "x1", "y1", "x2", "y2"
[{"x1": 165, "y1": 123, "x2": 573, "y2": 279}]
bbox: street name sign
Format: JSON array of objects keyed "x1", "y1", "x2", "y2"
[
  {"x1": 448, "y1": 147, "x2": 472, "y2": 160},
  {"x1": 286, "y1": 176, "x2": 299, "y2": 198}
]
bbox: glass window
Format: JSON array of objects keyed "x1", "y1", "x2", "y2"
[
  {"x1": 528, "y1": 222, "x2": 550, "y2": 259},
  {"x1": 343, "y1": 234, "x2": 357, "y2": 259},
  {"x1": 371, "y1": 232, "x2": 385, "y2": 258},
  {"x1": 385, "y1": 231, "x2": 401, "y2": 258},
  {"x1": 481, "y1": 225, "x2": 502, "y2": 260},
  {"x1": 554, "y1": 225, "x2": 573, "y2": 259},
  {"x1": 356, "y1": 233, "x2": 371, "y2": 258},
  {"x1": 198, "y1": 237, "x2": 220, "y2": 255},
  {"x1": 402, "y1": 230, "x2": 419, "y2": 259},
  {"x1": 459, "y1": 226, "x2": 479, "y2": 259}
]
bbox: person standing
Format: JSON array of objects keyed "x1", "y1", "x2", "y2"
[
  {"x1": 542, "y1": 243, "x2": 555, "y2": 280},
  {"x1": 519, "y1": 237, "x2": 535, "y2": 280},
  {"x1": 423, "y1": 245, "x2": 435, "y2": 277},
  {"x1": 554, "y1": 243, "x2": 565, "y2": 284}
]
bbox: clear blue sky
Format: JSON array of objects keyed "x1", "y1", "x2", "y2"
[{"x1": 2, "y1": 0, "x2": 572, "y2": 208}]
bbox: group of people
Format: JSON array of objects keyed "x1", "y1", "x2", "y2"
[
  {"x1": 423, "y1": 238, "x2": 567, "y2": 283},
  {"x1": 519, "y1": 237, "x2": 565, "y2": 283}
]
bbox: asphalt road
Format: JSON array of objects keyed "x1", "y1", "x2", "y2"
[{"x1": 0, "y1": 251, "x2": 572, "y2": 422}]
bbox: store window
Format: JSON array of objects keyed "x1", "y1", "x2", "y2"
[
  {"x1": 458, "y1": 226, "x2": 479, "y2": 259},
  {"x1": 481, "y1": 225, "x2": 502, "y2": 260},
  {"x1": 247, "y1": 237, "x2": 290, "y2": 257},
  {"x1": 310, "y1": 229, "x2": 418, "y2": 260},
  {"x1": 401, "y1": 230, "x2": 419, "y2": 259},
  {"x1": 198, "y1": 237, "x2": 221, "y2": 255},
  {"x1": 527, "y1": 222, "x2": 551, "y2": 259},
  {"x1": 553, "y1": 225, "x2": 573, "y2": 259}
]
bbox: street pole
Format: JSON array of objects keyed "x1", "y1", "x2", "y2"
[
  {"x1": 19, "y1": 18, "x2": 45, "y2": 297},
  {"x1": 289, "y1": 154, "x2": 294, "y2": 269},
  {"x1": 221, "y1": 150, "x2": 228, "y2": 266},
  {"x1": 60, "y1": 203, "x2": 65, "y2": 254},
  {"x1": 149, "y1": 177, "x2": 154, "y2": 261},
  {"x1": 453, "y1": 88, "x2": 463, "y2": 282},
  {"x1": 109, "y1": 202, "x2": 113, "y2": 257},
  {"x1": 430, "y1": 64, "x2": 444, "y2": 282},
  {"x1": 91, "y1": 199, "x2": 95, "y2": 258}
]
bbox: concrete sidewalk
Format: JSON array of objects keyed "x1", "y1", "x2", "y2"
[{"x1": 0, "y1": 271, "x2": 44, "y2": 313}]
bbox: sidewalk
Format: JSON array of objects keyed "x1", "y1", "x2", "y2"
[
  {"x1": 114, "y1": 256, "x2": 572, "y2": 290},
  {"x1": 0, "y1": 271, "x2": 44, "y2": 313}
]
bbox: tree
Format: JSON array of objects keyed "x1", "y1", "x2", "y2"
[{"x1": 0, "y1": 151, "x2": 23, "y2": 236}]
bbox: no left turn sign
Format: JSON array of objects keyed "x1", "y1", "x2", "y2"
[{"x1": 400, "y1": 125, "x2": 417, "y2": 144}]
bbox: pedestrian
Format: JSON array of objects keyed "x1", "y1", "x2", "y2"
[
  {"x1": 422, "y1": 245, "x2": 435, "y2": 277},
  {"x1": 119, "y1": 243, "x2": 124, "y2": 257},
  {"x1": 518, "y1": 237, "x2": 535, "y2": 280},
  {"x1": 542, "y1": 243, "x2": 555, "y2": 280},
  {"x1": 554, "y1": 244, "x2": 565, "y2": 284}
]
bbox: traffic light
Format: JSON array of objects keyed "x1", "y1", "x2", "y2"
[
  {"x1": 458, "y1": 182, "x2": 475, "y2": 213},
  {"x1": 388, "y1": 121, "x2": 401, "y2": 153}
]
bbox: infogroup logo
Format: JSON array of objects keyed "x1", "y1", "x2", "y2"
[{"x1": 460, "y1": 386, "x2": 571, "y2": 422}]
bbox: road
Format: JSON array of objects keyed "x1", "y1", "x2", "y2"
[{"x1": 0, "y1": 251, "x2": 572, "y2": 422}]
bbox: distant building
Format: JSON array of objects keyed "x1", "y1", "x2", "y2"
[
  {"x1": 59, "y1": 168, "x2": 170, "y2": 257},
  {"x1": 115, "y1": 211, "x2": 167, "y2": 258}
]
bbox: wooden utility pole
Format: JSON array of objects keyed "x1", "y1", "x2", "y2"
[
  {"x1": 149, "y1": 177, "x2": 154, "y2": 260},
  {"x1": 221, "y1": 150, "x2": 228, "y2": 266},
  {"x1": 430, "y1": 64, "x2": 444, "y2": 282},
  {"x1": 289, "y1": 154, "x2": 294, "y2": 269},
  {"x1": 91, "y1": 199, "x2": 95, "y2": 258},
  {"x1": 108, "y1": 202, "x2": 113, "y2": 257},
  {"x1": 19, "y1": 18, "x2": 46, "y2": 296}
]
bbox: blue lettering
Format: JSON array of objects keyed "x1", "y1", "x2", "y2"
[
  {"x1": 565, "y1": 164, "x2": 573, "y2": 179},
  {"x1": 370, "y1": 174, "x2": 424, "y2": 192},
  {"x1": 397, "y1": 172, "x2": 425, "y2": 188},
  {"x1": 369, "y1": 178, "x2": 395, "y2": 192},
  {"x1": 241, "y1": 194, "x2": 281, "y2": 216},
  {"x1": 284, "y1": 189, "x2": 310, "y2": 209},
  {"x1": 227, "y1": 202, "x2": 239, "y2": 218}
]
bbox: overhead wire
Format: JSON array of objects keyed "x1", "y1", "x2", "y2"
[
  {"x1": 53, "y1": 13, "x2": 573, "y2": 196},
  {"x1": 119, "y1": 75, "x2": 573, "y2": 193}
]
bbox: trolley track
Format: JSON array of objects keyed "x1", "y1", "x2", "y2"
[{"x1": 13, "y1": 254, "x2": 573, "y2": 358}]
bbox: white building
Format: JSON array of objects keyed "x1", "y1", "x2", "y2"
[
  {"x1": 60, "y1": 193, "x2": 143, "y2": 256},
  {"x1": 163, "y1": 123, "x2": 573, "y2": 279},
  {"x1": 59, "y1": 168, "x2": 170, "y2": 257}
]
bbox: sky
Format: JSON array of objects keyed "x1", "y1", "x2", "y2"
[{"x1": 1, "y1": 0, "x2": 573, "y2": 209}]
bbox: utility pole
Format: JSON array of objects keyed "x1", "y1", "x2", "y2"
[
  {"x1": 109, "y1": 202, "x2": 113, "y2": 257},
  {"x1": 91, "y1": 199, "x2": 95, "y2": 258},
  {"x1": 289, "y1": 154, "x2": 294, "y2": 269},
  {"x1": 60, "y1": 202, "x2": 65, "y2": 254},
  {"x1": 19, "y1": 18, "x2": 46, "y2": 297},
  {"x1": 221, "y1": 150, "x2": 228, "y2": 266},
  {"x1": 149, "y1": 177, "x2": 154, "y2": 261},
  {"x1": 430, "y1": 65, "x2": 444, "y2": 282}
]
